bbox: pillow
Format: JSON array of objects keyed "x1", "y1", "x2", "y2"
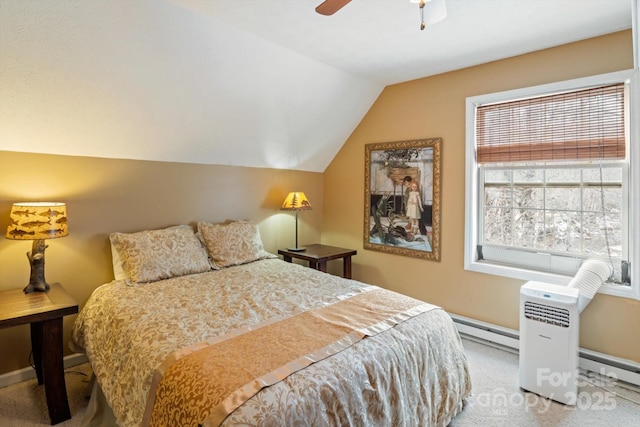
[
  {"x1": 197, "y1": 221, "x2": 276, "y2": 269},
  {"x1": 110, "y1": 242, "x2": 128, "y2": 281},
  {"x1": 109, "y1": 224, "x2": 211, "y2": 284}
]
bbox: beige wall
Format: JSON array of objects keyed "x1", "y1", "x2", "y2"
[
  {"x1": 323, "y1": 30, "x2": 640, "y2": 362},
  {"x1": 0, "y1": 151, "x2": 323, "y2": 375}
]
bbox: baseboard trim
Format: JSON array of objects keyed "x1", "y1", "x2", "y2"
[
  {"x1": 0, "y1": 353, "x2": 88, "y2": 389},
  {"x1": 450, "y1": 313, "x2": 640, "y2": 387}
]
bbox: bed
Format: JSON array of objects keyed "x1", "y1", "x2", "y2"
[{"x1": 71, "y1": 222, "x2": 471, "y2": 426}]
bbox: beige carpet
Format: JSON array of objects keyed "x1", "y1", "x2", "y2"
[
  {"x1": 0, "y1": 338, "x2": 638, "y2": 426},
  {"x1": 0, "y1": 362, "x2": 92, "y2": 427},
  {"x1": 451, "y1": 338, "x2": 640, "y2": 427}
]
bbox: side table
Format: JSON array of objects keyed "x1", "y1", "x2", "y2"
[
  {"x1": 0, "y1": 283, "x2": 79, "y2": 425},
  {"x1": 278, "y1": 243, "x2": 357, "y2": 279}
]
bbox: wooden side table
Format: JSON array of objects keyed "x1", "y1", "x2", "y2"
[
  {"x1": 278, "y1": 244, "x2": 357, "y2": 279},
  {"x1": 0, "y1": 283, "x2": 79, "y2": 425}
]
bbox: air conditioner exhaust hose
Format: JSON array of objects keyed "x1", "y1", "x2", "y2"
[{"x1": 568, "y1": 258, "x2": 612, "y2": 313}]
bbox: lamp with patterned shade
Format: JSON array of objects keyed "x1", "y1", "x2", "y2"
[
  {"x1": 280, "y1": 192, "x2": 312, "y2": 252},
  {"x1": 5, "y1": 202, "x2": 68, "y2": 293}
]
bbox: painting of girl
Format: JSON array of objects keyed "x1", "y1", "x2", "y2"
[{"x1": 405, "y1": 181, "x2": 423, "y2": 233}]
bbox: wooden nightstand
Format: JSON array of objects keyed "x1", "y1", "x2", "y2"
[
  {"x1": 278, "y1": 244, "x2": 357, "y2": 279},
  {"x1": 0, "y1": 283, "x2": 79, "y2": 425}
]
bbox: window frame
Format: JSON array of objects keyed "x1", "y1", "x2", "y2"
[{"x1": 464, "y1": 69, "x2": 639, "y2": 300}]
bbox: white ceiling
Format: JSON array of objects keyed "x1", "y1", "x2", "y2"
[
  {"x1": 177, "y1": 0, "x2": 633, "y2": 85},
  {"x1": 0, "y1": 0, "x2": 634, "y2": 172}
]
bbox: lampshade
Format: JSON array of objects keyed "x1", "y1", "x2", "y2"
[
  {"x1": 281, "y1": 192, "x2": 312, "y2": 211},
  {"x1": 281, "y1": 192, "x2": 311, "y2": 252},
  {"x1": 6, "y1": 202, "x2": 68, "y2": 240}
]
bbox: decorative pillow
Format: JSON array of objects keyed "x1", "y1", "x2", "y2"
[
  {"x1": 109, "y1": 225, "x2": 211, "y2": 284},
  {"x1": 197, "y1": 221, "x2": 276, "y2": 269}
]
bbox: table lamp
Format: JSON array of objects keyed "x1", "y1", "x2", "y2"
[
  {"x1": 280, "y1": 192, "x2": 312, "y2": 252},
  {"x1": 5, "y1": 202, "x2": 68, "y2": 293}
]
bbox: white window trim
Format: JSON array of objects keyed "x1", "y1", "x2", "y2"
[{"x1": 464, "y1": 69, "x2": 640, "y2": 300}]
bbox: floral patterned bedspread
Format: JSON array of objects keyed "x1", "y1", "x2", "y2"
[{"x1": 71, "y1": 258, "x2": 471, "y2": 427}]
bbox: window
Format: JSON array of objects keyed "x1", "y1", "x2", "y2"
[{"x1": 465, "y1": 70, "x2": 639, "y2": 300}]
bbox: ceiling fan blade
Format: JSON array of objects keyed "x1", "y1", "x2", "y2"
[{"x1": 315, "y1": 0, "x2": 351, "y2": 16}]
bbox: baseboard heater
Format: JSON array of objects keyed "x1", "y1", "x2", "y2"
[{"x1": 450, "y1": 313, "x2": 640, "y2": 387}]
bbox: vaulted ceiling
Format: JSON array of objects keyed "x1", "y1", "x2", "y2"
[{"x1": 0, "y1": 0, "x2": 633, "y2": 172}]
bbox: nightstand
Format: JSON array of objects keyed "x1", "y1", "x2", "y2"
[
  {"x1": 278, "y1": 244, "x2": 357, "y2": 279},
  {"x1": 0, "y1": 283, "x2": 79, "y2": 425}
]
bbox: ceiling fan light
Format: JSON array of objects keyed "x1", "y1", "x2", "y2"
[{"x1": 418, "y1": 0, "x2": 447, "y2": 28}]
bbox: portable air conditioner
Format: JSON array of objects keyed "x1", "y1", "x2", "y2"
[{"x1": 519, "y1": 281, "x2": 580, "y2": 405}]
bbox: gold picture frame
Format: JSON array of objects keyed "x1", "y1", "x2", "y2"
[{"x1": 364, "y1": 138, "x2": 441, "y2": 261}]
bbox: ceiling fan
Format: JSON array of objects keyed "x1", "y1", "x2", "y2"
[
  {"x1": 315, "y1": 0, "x2": 447, "y2": 30},
  {"x1": 315, "y1": 0, "x2": 351, "y2": 16}
]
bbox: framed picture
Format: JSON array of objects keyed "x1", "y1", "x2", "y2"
[{"x1": 364, "y1": 138, "x2": 441, "y2": 261}]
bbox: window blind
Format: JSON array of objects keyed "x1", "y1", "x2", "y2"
[{"x1": 476, "y1": 83, "x2": 625, "y2": 163}]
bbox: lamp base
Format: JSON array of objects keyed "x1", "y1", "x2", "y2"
[
  {"x1": 24, "y1": 279, "x2": 50, "y2": 294},
  {"x1": 23, "y1": 239, "x2": 50, "y2": 294},
  {"x1": 286, "y1": 247, "x2": 307, "y2": 252}
]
